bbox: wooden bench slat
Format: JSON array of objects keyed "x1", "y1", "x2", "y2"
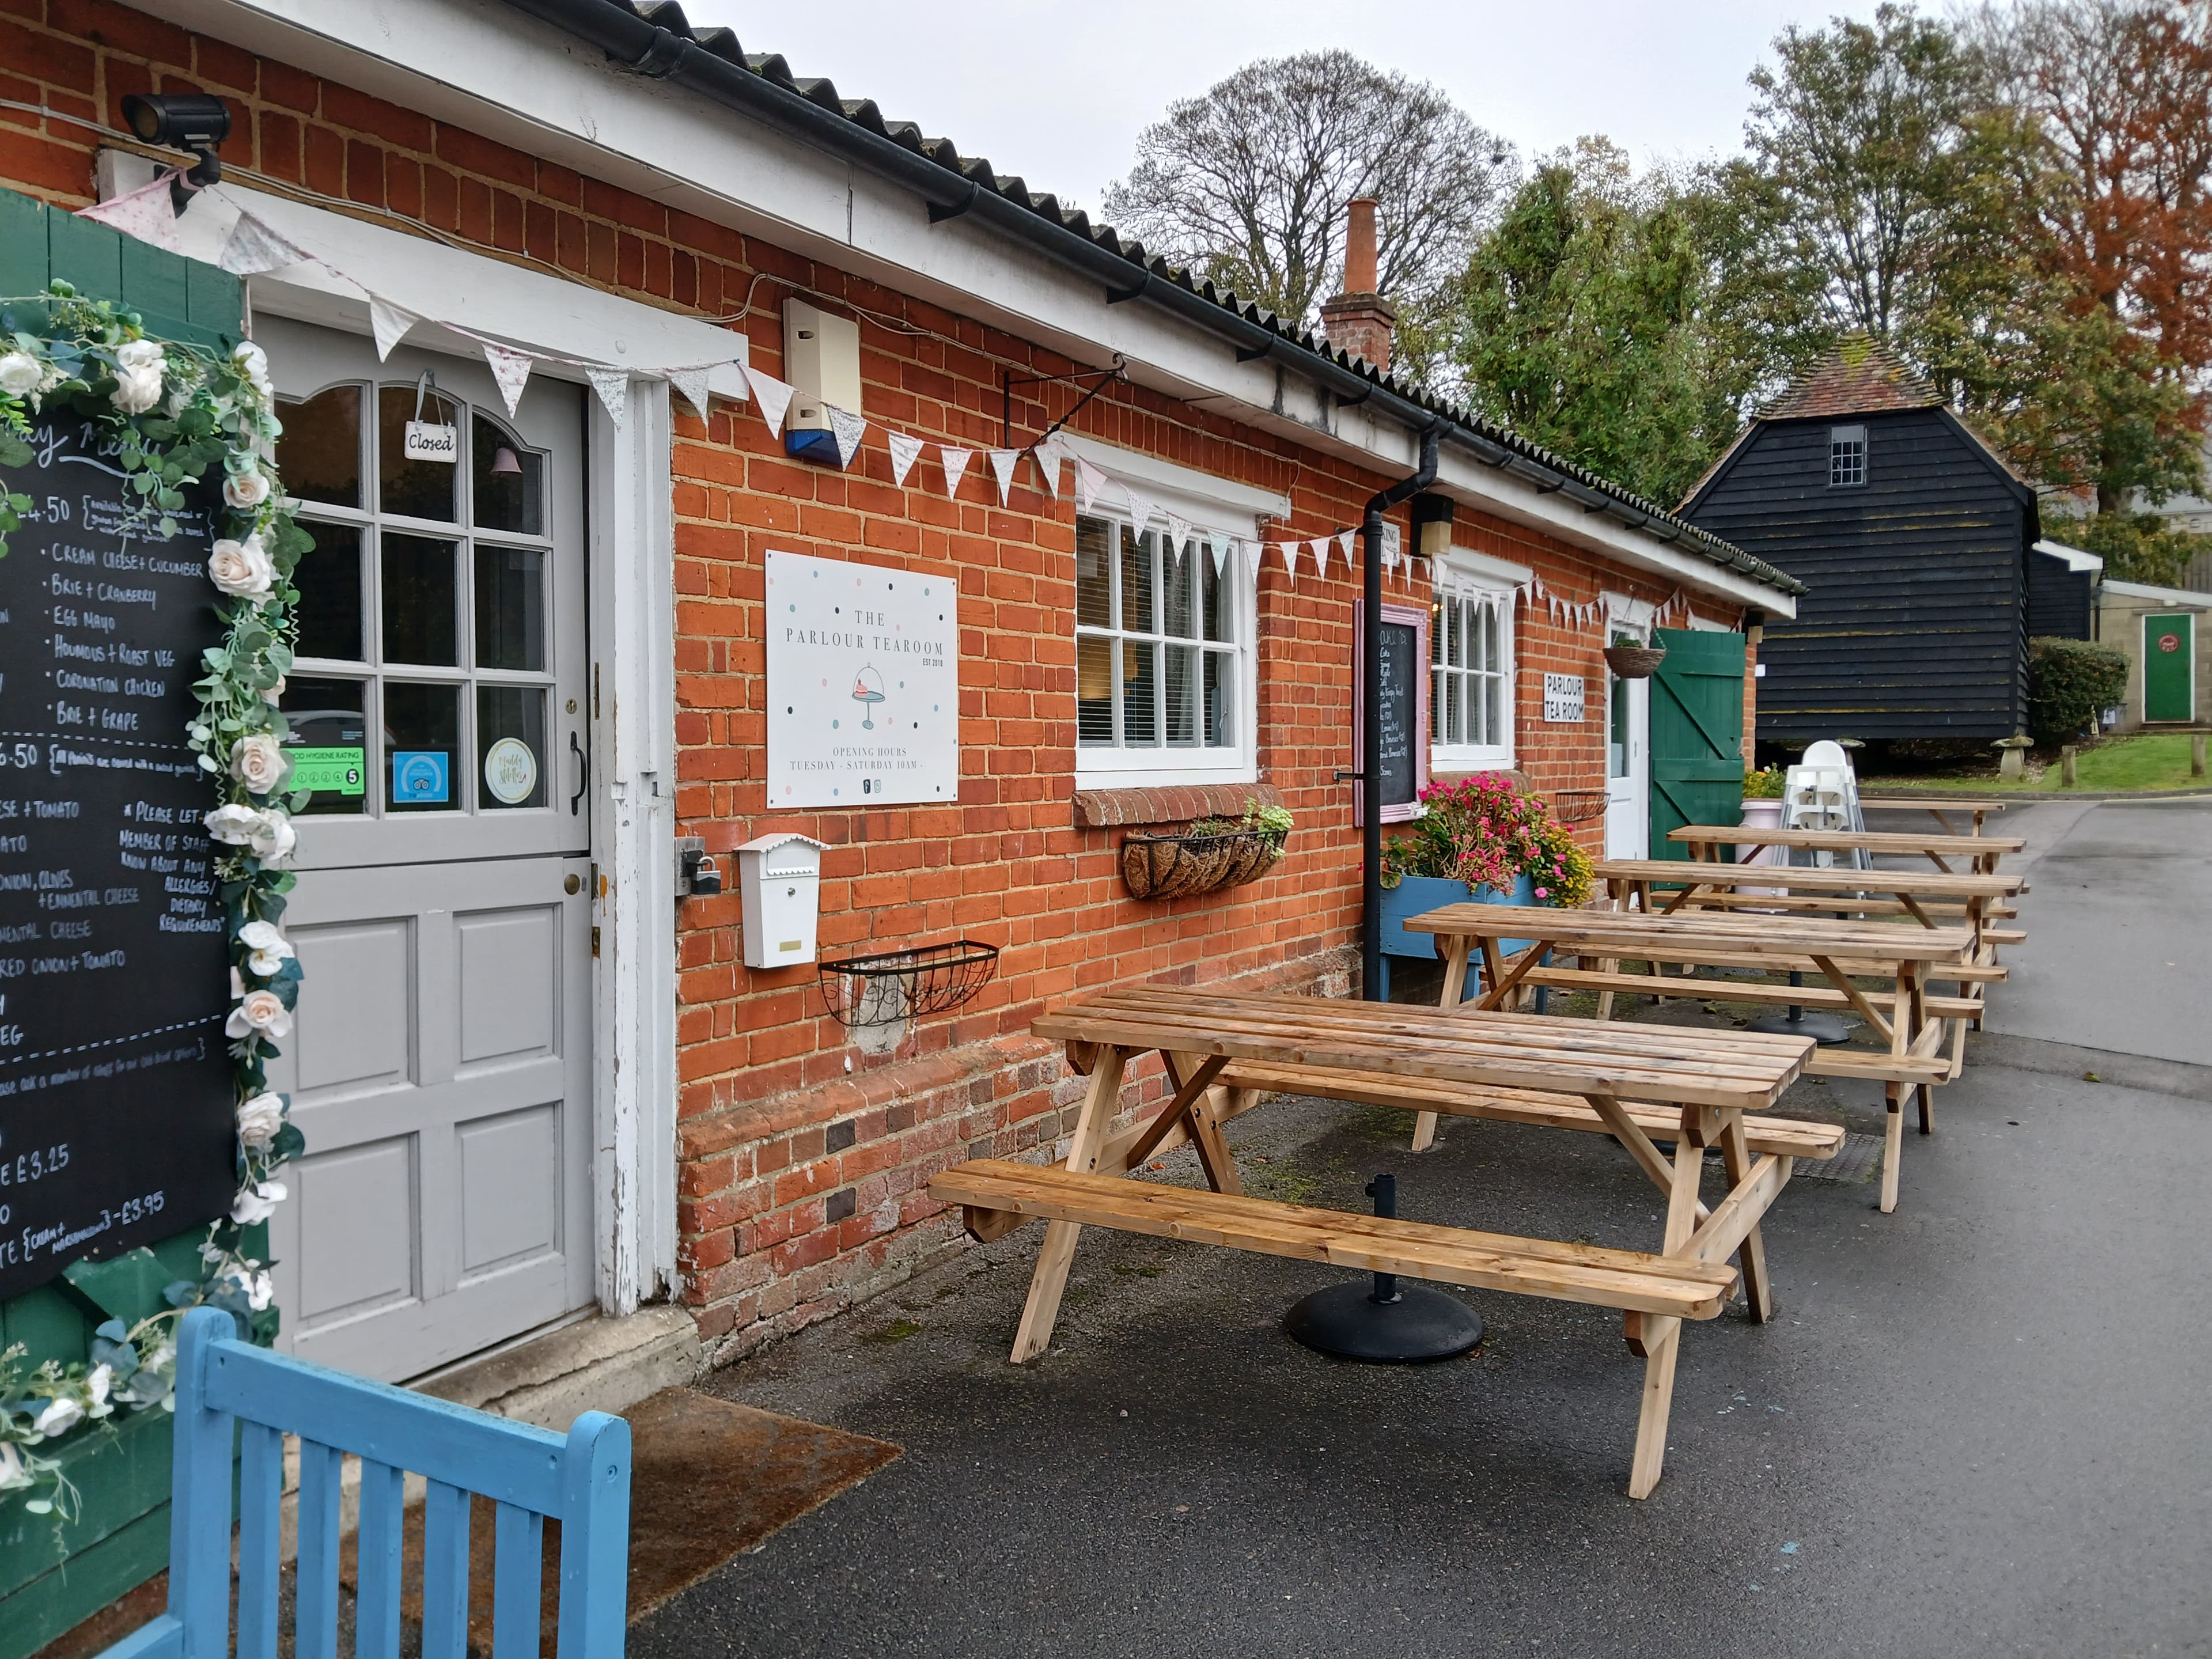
[
  {"x1": 1404, "y1": 904, "x2": 1976, "y2": 961},
  {"x1": 1805, "y1": 1048, "x2": 1952, "y2": 1082},
  {"x1": 1668, "y1": 826, "x2": 2025, "y2": 855},
  {"x1": 931, "y1": 1160, "x2": 1737, "y2": 1319},
  {"x1": 1594, "y1": 858, "x2": 2019, "y2": 896},
  {"x1": 1503, "y1": 965, "x2": 1982, "y2": 1020},
  {"x1": 1212, "y1": 1061, "x2": 1844, "y2": 1159}
]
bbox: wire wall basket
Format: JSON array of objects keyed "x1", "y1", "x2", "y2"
[
  {"x1": 817, "y1": 939, "x2": 1000, "y2": 1028},
  {"x1": 1551, "y1": 789, "x2": 1608, "y2": 824}
]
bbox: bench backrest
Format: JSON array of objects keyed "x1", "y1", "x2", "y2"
[{"x1": 99, "y1": 1306, "x2": 630, "y2": 1659}]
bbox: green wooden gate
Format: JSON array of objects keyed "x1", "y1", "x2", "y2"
[
  {"x1": 1647, "y1": 627, "x2": 1747, "y2": 862},
  {"x1": 2142, "y1": 613, "x2": 2195, "y2": 724},
  {"x1": 0, "y1": 183, "x2": 244, "y2": 1659}
]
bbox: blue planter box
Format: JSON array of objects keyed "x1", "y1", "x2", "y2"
[{"x1": 1376, "y1": 873, "x2": 1547, "y2": 1003}]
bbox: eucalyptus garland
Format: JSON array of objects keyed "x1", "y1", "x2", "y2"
[{"x1": 0, "y1": 283, "x2": 309, "y2": 1519}]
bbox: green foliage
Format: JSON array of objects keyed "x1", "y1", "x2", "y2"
[
  {"x1": 1187, "y1": 799, "x2": 1294, "y2": 842},
  {"x1": 2026, "y1": 635, "x2": 2130, "y2": 744},
  {"x1": 1743, "y1": 764, "x2": 1788, "y2": 799},
  {"x1": 1380, "y1": 774, "x2": 1593, "y2": 907},
  {"x1": 2061, "y1": 511, "x2": 2212, "y2": 589}
]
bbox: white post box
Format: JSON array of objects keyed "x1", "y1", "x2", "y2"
[{"x1": 737, "y1": 832, "x2": 828, "y2": 968}]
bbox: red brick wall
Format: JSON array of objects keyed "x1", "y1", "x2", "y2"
[{"x1": 0, "y1": 2, "x2": 1751, "y2": 1358}]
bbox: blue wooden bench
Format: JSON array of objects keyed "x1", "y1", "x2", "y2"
[{"x1": 99, "y1": 1306, "x2": 631, "y2": 1659}]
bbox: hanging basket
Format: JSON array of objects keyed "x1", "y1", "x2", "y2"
[
  {"x1": 817, "y1": 939, "x2": 1000, "y2": 1028},
  {"x1": 1603, "y1": 642, "x2": 1668, "y2": 679},
  {"x1": 1122, "y1": 828, "x2": 1287, "y2": 899},
  {"x1": 1551, "y1": 788, "x2": 1607, "y2": 825}
]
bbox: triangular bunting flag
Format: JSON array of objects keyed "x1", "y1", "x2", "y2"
[
  {"x1": 218, "y1": 210, "x2": 309, "y2": 276},
  {"x1": 77, "y1": 170, "x2": 183, "y2": 252},
  {"x1": 1243, "y1": 538, "x2": 1264, "y2": 584},
  {"x1": 1124, "y1": 488, "x2": 1158, "y2": 533},
  {"x1": 940, "y1": 445, "x2": 973, "y2": 497},
  {"x1": 1308, "y1": 538, "x2": 1331, "y2": 578},
  {"x1": 1278, "y1": 542, "x2": 1299, "y2": 586},
  {"x1": 887, "y1": 431, "x2": 924, "y2": 488},
  {"x1": 1208, "y1": 531, "x2": 1229, "y2": 577},
  {"x1": 482, "y1": 343, "x2": 533, "y2": 419},
  {"x1": 585, "y1": 366, "x2": 628, "y2": 429},
  {"x1": 826, "y1": 404, "x2": 866, "y2": 468},
  {"x1": 1337, "y1": 529, "x2": 1355, "y2": 570},
  {"x1": 668, "y1": 365, "x2": 712, "y2": 423},
  {"x1": 745, "y1": 367, "x2": 795, "y2": 439},
  {"x1": 1165, "y1": 512, "x2": 1192, "y2": 549},
  {"x1": 988, "y1": 449, "x2": 1019, "y2": 505},
  {"x1": 370, "y1": 297, "x2": 419, "y2": 362},
  {"x1": 1032, "y1": 437, "x2": 1064, "y2": 497},
  {"x1": 1073, "y1": 456, "x2": 1107, "y2": 514}
]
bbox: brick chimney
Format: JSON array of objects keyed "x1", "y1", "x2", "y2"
[{"x1": 1319, "y1": 196, "x2": 1397, "y2": 372}]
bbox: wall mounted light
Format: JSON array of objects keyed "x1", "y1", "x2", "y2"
[{"x1": 120, "y1": 94, "x2": 232, "y2": 215}]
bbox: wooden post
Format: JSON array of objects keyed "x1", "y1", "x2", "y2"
[
  {"x1": 2194, "y1": 733, "x2": 2207, "y2": 778},
  {"x1": 2061, "y1": 745, "x2": 2077, "y2": 788}
]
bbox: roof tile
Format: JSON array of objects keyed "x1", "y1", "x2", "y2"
[{"x1": 1765, "y1": 335, "x2": 1942, "y2": 421}]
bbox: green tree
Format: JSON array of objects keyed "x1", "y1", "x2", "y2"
[{"x1": 1441, "y1": 141, "x2": 1745, "y2": 506}]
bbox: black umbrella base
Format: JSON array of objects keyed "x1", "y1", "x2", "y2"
[
  {"x1": 1746, "y1": 1010, "x2": 1854, "y2": 1046},
  {"x1": 1285, "y1": 1281, "x2": 1484, "y2": 1363}
]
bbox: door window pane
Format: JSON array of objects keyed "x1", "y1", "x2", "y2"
[
  {"x1": 477, "y1": 686, "x2": 548, "y2": 809},
  {"x1": 385, "y1": 682, "x2": 461, "y2": 812},
  {"x1": 281, "y1": 677, "x2": 368, "y2": 817},
  {"x1": 378, "y1": 385, "x2": 460, "y2": 522},
  {"x1": 1119, "y1": 527, "x2": 1155, "y2": 634},
  {"x1": 1077, "y1": 635, "x2": 1114, "y2": 745},
  {"x1": 475, "y1": 546, "x2": 546, "y2": 672},
  {"x1": 1121, "y1": 640, "x2": 1157, "y2": 745},
  {"x1": 472, "y1": 414, "x2": 543, "y2": 536},
  {"x1": 293, "y1": 522, "x2": 364, "y2": 661},
  {"x1": 276, "y1": 385, "x2": 362, "y2": 508},
  {"x1": 382, "y1": 534, "x2": 459, "y2": 666}
]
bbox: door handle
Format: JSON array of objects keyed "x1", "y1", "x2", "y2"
[{"x1": 568, "y1": 730, "x2": 587, "y2": 816}]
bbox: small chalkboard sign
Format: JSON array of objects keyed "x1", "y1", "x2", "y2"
[
  {"x1": 1357, "y1": 602, "x2": 1429, "y2": 823},
  {"x1": 0, "y1": 416, "x2": 236, "y2": 1300}
]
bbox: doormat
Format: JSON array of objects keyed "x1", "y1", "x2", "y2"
[{"x1": 343, "y1": 1386, "x2": 902, "y2": 1650}]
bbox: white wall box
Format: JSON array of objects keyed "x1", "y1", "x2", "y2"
[{"x1": 739, "y1": 834, "x2": 829, "y2": 968}]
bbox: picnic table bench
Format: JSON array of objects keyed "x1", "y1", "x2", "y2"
[
  {"x1": 1671, "y1": 824, "x2": 2025, "y2": 878},
  {"x1": 1403, "y1": 904, "x2": 1977, "y2": 1212},
  {"x1": 931, "y1": 985, "x2": 1830, "y2": 1498},
  {"x1": 1594, "y1": 857, "x2": 2022, "y2": 949},
  {"x1": 1858, "y1": 796, "x2": 2009, "y2": 836}
]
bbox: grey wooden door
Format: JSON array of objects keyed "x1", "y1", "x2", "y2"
[{"x1": 257, "y1": 317, "x2": 594, "y2": 1382}]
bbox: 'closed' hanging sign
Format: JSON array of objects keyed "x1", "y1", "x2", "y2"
[{"x1": 403, "y1": 370, "x2": 458, "y2": 463}]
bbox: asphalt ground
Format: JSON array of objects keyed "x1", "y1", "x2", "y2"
[{"x1": 634, "y1": 801, "x2": 2211, "y2": 1658}]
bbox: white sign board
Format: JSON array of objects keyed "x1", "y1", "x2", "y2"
[
  {"x1": 766, "y1": 548, "x2": 959, "y2": 807},
  {"x1": 1543, "y1": 673, "x2": 1586, "y2": 724}
]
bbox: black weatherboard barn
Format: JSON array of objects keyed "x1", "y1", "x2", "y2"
[{"x1": 1681, "y1": 338, "x2": 2081, "y2": 751}]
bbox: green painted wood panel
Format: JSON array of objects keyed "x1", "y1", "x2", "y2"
[
  {"x1": 1649, "y1": 627, "x2": 1747, "y2": 861},
  {"x1": 0, "y1": 183, "x2": 241, "y2": 347},
  {"x1": 2142, "y1": 613, "x2": 2195, "y2": 722}
]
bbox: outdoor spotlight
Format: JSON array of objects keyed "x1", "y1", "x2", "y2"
[{"x1": 120, "y1": 94, "x2": 232, "y2": 213}]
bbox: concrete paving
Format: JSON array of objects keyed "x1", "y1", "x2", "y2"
[{"x1": 634, "y1": 800, "x2": 2212, "y2": 1659}]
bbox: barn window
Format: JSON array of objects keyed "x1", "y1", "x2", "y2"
[{"x1": 1829, "y1": 425, "x2": 1867, "y2": 487}]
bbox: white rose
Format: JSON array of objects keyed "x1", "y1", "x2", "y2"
[
  {"x1": 111, "y1": 364, "x2": 164, "y2": 415},
  {"x1": 229, "y1": 1179, "x2": 287, "y2": 1225},
  {"x1": 230, "y1": 1269, "x2": 275, "y2": 1311},
  {"x1": 207, "y1": 536, "x2": 275, "y2": 603},
  {"x1": 238, "y1": 919, "x2": 294, "y2": 976},
  {"x1": 236, "y1": 1092, "x2": 286, "y2": 1149},
  {"x1": 32, "y1": 1396, "x2": 84, "y2": 1438},
  {"x1": 223, "y1": 468, "x2": 271, "y2": 510},
  {"x1": 205, "y1": 802, "x2": 263, "y2": 845},
  {"x1": 0, "y1": 1441, "x2": 28, "y2": 1491},
  {"x1": 0, "y1": 351, "x2": 41, "y2": 398},
  {"x1": 233, "y1": 340, "x2": 271, "y2": 396},
  {"x1": 229, "y1": 733, "x2": 289, "y2": 796},
  {"x1": 226, "y1": 988, "x2": 292, "y2": 1041},
  {"x1": 84, "y1": 1364, "x2": 113, "y2": 1415},
  {"x1": 248, "y1": 812, "x2": 296, "y2": 866},
  {"x1": 115, "y1": 339, "x2": 165, "y2": 373}
]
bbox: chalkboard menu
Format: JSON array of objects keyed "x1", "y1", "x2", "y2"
[
  {"x1": 1373, "y1": 618, "x2": 1420, "y2": 810},
  {"x1": 0, "y1": 416, "x2": 237, "y2": 1301}
]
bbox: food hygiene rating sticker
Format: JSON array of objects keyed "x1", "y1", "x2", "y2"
[{"x1": 763, "y1": 547, "x2": 958, "y2": 808}]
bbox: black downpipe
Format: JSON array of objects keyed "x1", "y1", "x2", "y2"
[{"x1": 1362, "y1": 426, "x2": 1441, "y2": 1003}]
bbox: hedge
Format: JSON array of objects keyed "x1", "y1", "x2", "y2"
[{"x1": 2027, "y1": 636, "x2": 2130, "y2": 746}]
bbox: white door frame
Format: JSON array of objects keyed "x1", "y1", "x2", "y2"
[
  {"x1": 148, "y1": 182, "x2": 688, "y2": 1317},
  {"x1": 1603, "y1": 594, "x2": 1656, "y2": 861}
]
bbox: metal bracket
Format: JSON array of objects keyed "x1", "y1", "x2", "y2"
[
  {"x1": 1234, "y1": 343, "x2": 1273, "y2": 363},
  {"x1": 927, "y1": 180, "x2": 982, "y2": 224}
]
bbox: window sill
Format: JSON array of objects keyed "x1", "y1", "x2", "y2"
[
  {"x1": 1430, "y1": 750, "x2": 1517, "y2": 774},
  {"x1": 1073, "y1": 781, "x2": 1283, "y2": 830}
]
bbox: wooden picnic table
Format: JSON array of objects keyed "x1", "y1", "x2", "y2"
[
  {"x1": 1669, "y1": 823, "x2": 2025, "y2": 876},
  {"x1": 1593, "y1": 857, "x2": 2021, "y2": 946},
  {"x1": 933, "y1": 983, "x2": 1823, "y2": 1498},
  {"x1": 1404, "y1": 904, "x2": 1978, "y2": 1213},
  {"x1": 1858, "y1": 796, "x2": 2009, "y2": 836}
]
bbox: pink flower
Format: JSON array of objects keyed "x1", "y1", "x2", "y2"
[{"x1": 1534, "y1": 887, "x2": 1549, "y2": 899}]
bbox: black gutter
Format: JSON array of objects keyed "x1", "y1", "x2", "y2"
[
  {"x1": 497, "y1": 0, "x2": 1804, "y2": 599},
  {"x1": 1361, "y1": 426, "x2": 1441, "y2": 1003}
]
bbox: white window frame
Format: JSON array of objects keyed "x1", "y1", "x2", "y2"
[
  {"x1": 1060, "y1": 438, "x2": 1275, "y2": 789},
  {"x1": 1429, "y1": 547, "x2": 1527, "y2": 772},
  {"x1": 1830, "y1": 425, "x2": 1868, "y2": 487}
]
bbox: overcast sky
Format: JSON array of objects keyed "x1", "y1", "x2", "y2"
[{"x1": 677, "y1": 1, "x2": 1869, "y2": 210}]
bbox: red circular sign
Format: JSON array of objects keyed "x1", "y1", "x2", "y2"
[{"x1": 2158, "y1": 632, "x2": 2182, "y2": 653}]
